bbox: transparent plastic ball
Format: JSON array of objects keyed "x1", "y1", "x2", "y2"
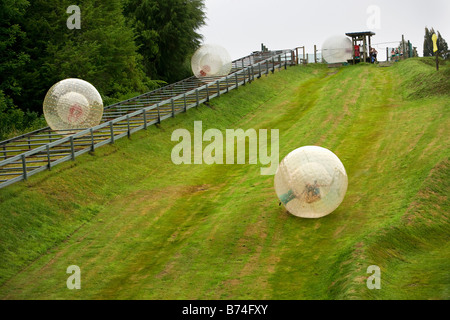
[
  {"x1": 191, "y1": 44, "x2": 232, "y2": 78},
  {"x1": 43, "y1": 78, "x2": 103, "y2": 132},
  {"x1": 274, "y1": 146, "x2": 348, "y2": 218},
  {"x1": 322, "y1": 35, "x2": 353, "y2": 64}
]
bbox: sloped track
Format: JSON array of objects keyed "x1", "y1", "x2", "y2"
[{"x1": 0, "y1": 49, "x2": 299, "y2": 189}]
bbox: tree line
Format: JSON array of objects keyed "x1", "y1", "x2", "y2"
[
  {"x1": 423, "y1": 27, "x2": 449, "y2": 59},
  {"x1": 0, "y1": 0, "x2": 205, "y2": 140}
]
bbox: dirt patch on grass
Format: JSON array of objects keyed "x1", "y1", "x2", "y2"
[
  {"x1": 333, "y1": 225, "x2": 346, "y2": 238},
  {"x1": 223, "y1": 278, "x2": 242, "y2": 288},
  {"x1": 155, "y1": 253, "x2": 181, "y2": 279}
]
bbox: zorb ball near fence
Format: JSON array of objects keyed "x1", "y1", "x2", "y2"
[
  {"x1": 274, "y1": 146, "x2": 348, "y2": 218},
  {"x1": 43, "y1": 78, "x2": 103, "y2": 132},
  {"x1": 321, "y1": 35, "x2": 353, "y2": 64},
  {"x1": 191, "y1": 44, "x2": 232, "y2": 78}
]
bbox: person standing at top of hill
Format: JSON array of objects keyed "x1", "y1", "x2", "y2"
[
  {"x1": 354, "y1": 45, "x2": 361, "y2": 60},
  {"x1": 370, "y1": 47, "x2": 378, "y2": 63}
]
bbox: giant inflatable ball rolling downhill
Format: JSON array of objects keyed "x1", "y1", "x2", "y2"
[
  {"x1": 191, "y1": 44, "x2": 232, "y2": 79},
  {"x1": 43, "y1": 78, "x2": 104, "y2": 134},
  {"x1": 321, "y1": 35, "x2": 353, "y2": 64},
  {"x1": 274, "y1": 146, "x2": 348, "y2": 218}
]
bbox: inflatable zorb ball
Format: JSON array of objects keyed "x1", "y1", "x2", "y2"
[
  {"x1": 191, "y1": 44, "x2": 232, "y2": 78},
  {"x1": 274, "y1": 146, "x2": 348, "y2": 218},
  {"x1": 43, "y1": 78, "x2": 103, "y2": 133},
  {"x1": 321, "y1": 35, "x2": 353, "y2": 64}
]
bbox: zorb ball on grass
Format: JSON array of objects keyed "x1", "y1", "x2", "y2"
[
  {"x1": 321, "y1": 35, "x2": 353, "y2": 64},
  {"x1": 191, "y1": 44, "x2": 232, "y2": 78},
  {"x1": 43, "y1": 78, "x2": 103, "y2": 133},
  {"x1": 274, "y1": 146, "x2": 348, "y2": 218}
]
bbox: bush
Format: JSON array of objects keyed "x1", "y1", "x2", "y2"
[{"x1": 0, "y1": 91, "x2": 46, "y2": 141}]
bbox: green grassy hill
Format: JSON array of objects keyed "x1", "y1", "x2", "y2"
[{"x1": 0, "y1": 58, "x2": 449, "y2": 299}]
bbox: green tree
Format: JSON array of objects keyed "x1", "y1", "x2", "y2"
[
  {"x1": 0, "y1": 0, "x2": 30, "y2": 99},
  {"x1": 424, "y1": 27, "x2": 449, "y2": 59},
  {"x1": 11, "y1": 0, "x2": 158, "y2": 114},
  {"x1": 123, "y1": 0, "x2": 206, "y2": 83},
  {"x1": 0, "y1": 0, "x2": 45, "y2": 140},
  {"x1": 0, "y1": 90, "x2": 45, "y2": 141}
]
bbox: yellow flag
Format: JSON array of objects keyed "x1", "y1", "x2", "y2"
[{"x1": 432, "y1": 34, "x2": 438, "y2": 53}]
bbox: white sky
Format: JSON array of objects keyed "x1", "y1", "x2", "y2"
[{"x1": 198, "y1": 0, "x2": 450, "y2": 61}]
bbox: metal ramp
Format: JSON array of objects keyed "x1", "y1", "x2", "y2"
[
  {"x1": 378, "y1": 61, "x2": 394, "y2": 67},
  {"x1": 0, "y1": 49, "x2": 299, "y2": 189}
]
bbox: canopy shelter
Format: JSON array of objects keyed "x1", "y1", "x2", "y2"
[{"x1": 346, "y1": 31, "x2": 376, "y2": 64}]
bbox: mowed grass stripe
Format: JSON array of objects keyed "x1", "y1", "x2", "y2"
[{"x1": 0, "y1": 59, "x2": 448, "y2": 299}]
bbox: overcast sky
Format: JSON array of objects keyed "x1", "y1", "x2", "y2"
[{"x1": 198, "y1": 0, "x2": 450, "y2": 61}]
